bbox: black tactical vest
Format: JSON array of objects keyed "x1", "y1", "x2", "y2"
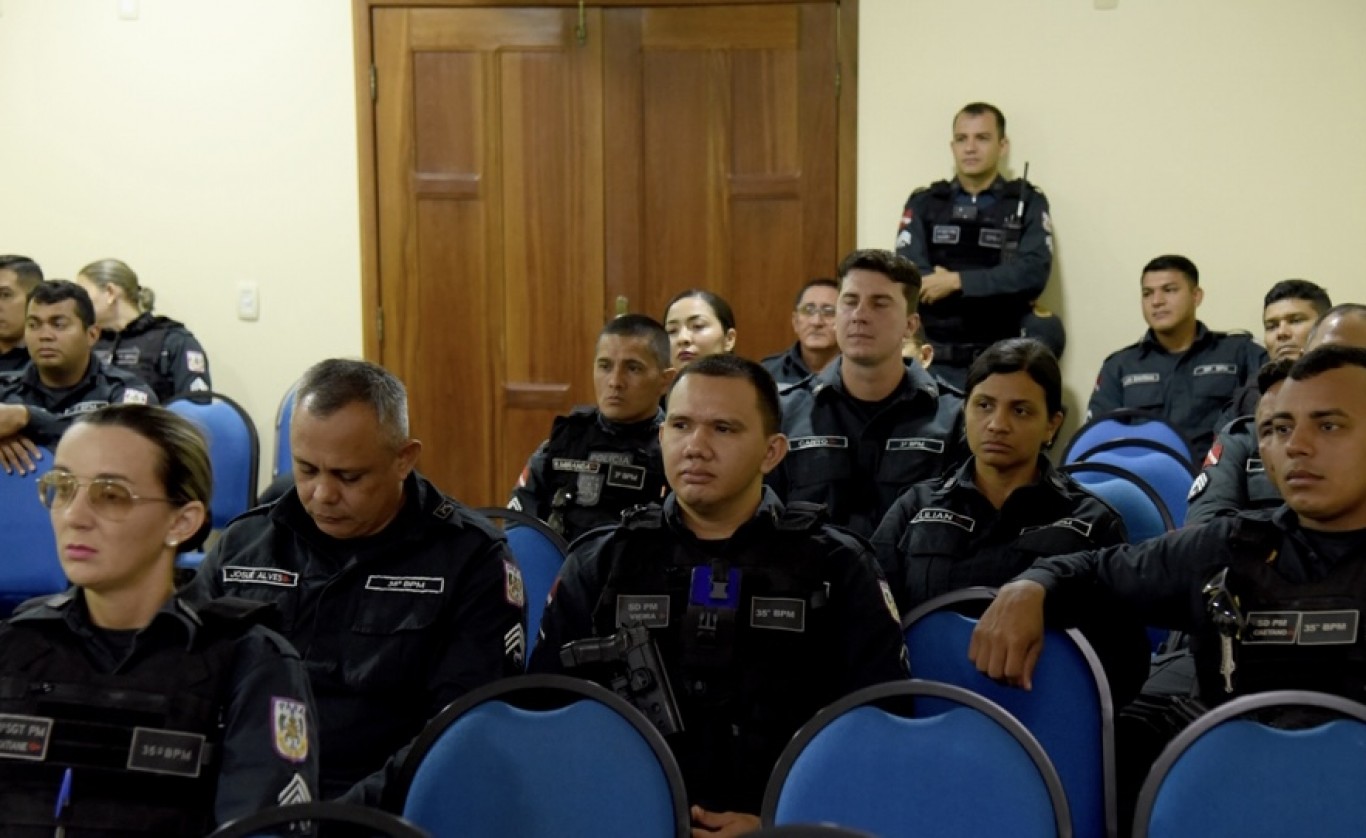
[
  {"x1": 0, "y1": 599, "x2": 266, "y2": 836},
  {"x1": 542, "y1": 409, "x2": 667, "y2": 540},
  {"x1": 588, "y1": 503, "x2": 842, "y2": 812}
]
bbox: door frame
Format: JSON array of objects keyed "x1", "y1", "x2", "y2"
[{"x1": 350, "y1": 0, "x2": 859, "y2": 361}]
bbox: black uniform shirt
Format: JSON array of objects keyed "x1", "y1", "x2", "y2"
[
  {"x1": 0, "y1": 353, "x2": 157, "y2": 446},
  {"x1": 0, "y1": 590, "x2": 317, "y2": 830},
  {"x1": 0, "y1": 344, "x2": 29, "y2": 380},
  {"x1": 529, "y1": 489, "x2": 908, "y2": 812},
  {"x1": 184, "y1": 471, "x2": 526, "y2": 799},
  {"x1": 770, "y1": 357, "x2": 966, "y2": 537},
  {"x1": 1017, "y1": 507, "x2": 1366, "y2": 702},
  {"x1": 94, "y1": 311, "x2": 211, "y2": 401},
  {"x1": 1186, "y1": 415, "x2": 1281, "y2": 526},
  {"x1": 760, "y1": 341, "x2": 815, "y2": 388},
  {"x1": 1086, "y1": 322, "x2": 1267, "y2": 461}
]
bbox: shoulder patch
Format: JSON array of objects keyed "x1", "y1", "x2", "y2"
[
  {"x1": 271, "y1": 697, "x2": 310, "y2": 763},
  {"x1": 185, "y1": 351, "x2": 207, "y2": 373},
  {"x1": 504, "y1": 559, "x2": 525, "y2": 607}
]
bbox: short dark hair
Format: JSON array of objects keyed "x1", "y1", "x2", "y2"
[
  {"x1": 1257, "y1": 357, "x2": 1295, "y2": 395},
  {"x1": 1289, "y1": 344, "x2": 1366, "y2": 383},
  {"x1": 837, "y1": 249, "x2": 923, "y2": 314},
  {"x1": 792, "y1": 278, "x2": 839, "y2": 310},
  {"x1": 964, "y1": 338, "x2": 1064, "y2": 416},
  {"x1": 600, "y1": 314, "x2": 670, "y2": 369},
  {"x1": 1142, "y1": 255, "x2": 1200, "y2": 287},
  {"x1": 956, "y1": 102, "x2": 1006, "y2": 138},
  {"x1": 295, "y1": 359, "x2": 410, "y2": 448},
  {"x1": 0, "y1": 255, "x2": 44, "y2": 292},
  {"x1": 663, "y1": 289, "x2": 736, "y2": 333},
  {"x1": 75, "y1": 404, "x2": 213, "y2": 552},
  {"x1": 1305, "y1": 303, "x2": 1366, "y2": 346},
  {"x1": 28, "y1": 279, "x2": 96, "y2": 329},
  {"x1": 668, "y1": 353, "x2": 781, "y2": 436},
  {"x1": 1264, "y1": 279, "x2": 1331, "y2": 314}
]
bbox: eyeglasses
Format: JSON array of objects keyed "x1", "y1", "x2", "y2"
[
  {"x1": 797, "y1": 303, "x2": 837, "y2": 319},
  {"x1": 37, "y1": 472, "x2": 174, "y2": 519}
]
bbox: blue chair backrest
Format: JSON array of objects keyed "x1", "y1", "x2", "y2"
[
  {"x1": 400, "y1": 675, "x2": 689, "y2": 838},
  {"x1": 166, "y1": 392, "x2": 259, "y2": 530},
  {"x1": 1062, "y1": 463, "x2": 1173, "y2": 543},
  {"x1": 0, "y1": 454, "x2": 64, "y2": 614},
  {"x1": 1136, "y1": 691, "x2": 1366, "y2": 838},
  {"x1": 1083, "y1": 449, "x2": 1195, "y2": 528},
  {"x1": 903, "y1": 594, "x2": 1113, "y2": 838},
  {"x1": 273, "y1": 381, "x2": 298, "y2": 478},
  {"x1": 763, "y1": 680, "x2": 1071, "y2": 838},
  {"x1": 475, "y1": 508, "x2": 569, "y2": 663},
  {"x1": 1064, "y1": 410, "x2": 1194, "y2": 469}
]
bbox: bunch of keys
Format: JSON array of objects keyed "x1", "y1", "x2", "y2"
[{"x1": 1202, "y1": 568, "x2": 1246, "y2": 693}]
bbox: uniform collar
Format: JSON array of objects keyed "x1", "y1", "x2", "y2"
[
  {"x1": 1138, "y1": 321, "x2": 1212, "y2": 356},
  {"x1": 816, "y1": 355, "x2": 942, "y2": 407},
  {"x1": 659, "y1": 486, "x2": 787, "y2": 542},
  {"x1": 596, "y1": 407, "x2": 664, "y2": 436},
  {"x1": 951, "y1": 175, "x2": 1007, "y2": 198},
  {"x1": 940, "y1": 454, "x2": 1066, "y2": 499},
  {"x1": 15, "y1": 588, "x2": 201, "y2": 650}
]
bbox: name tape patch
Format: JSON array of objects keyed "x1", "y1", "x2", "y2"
[
  {"x1": 1194, "y1": 363, "x2": 1238, "y2": 376},
  {"x1": 1122, "y1": 373, "x2": 1161, "y2": 387},
  {"x1": 911, "y1": 507, "x2": 976, "y2": 532},
  {"x1": 0, "y1": 714, "x2": 53, "y2": 762},
  {"x1": 751, "y1": 597, "x2": 807, "y2": 632},
  {"x1": 127, "y1": 727, "x2": 206, "y2": 778},
  {"x1": 788, "y1": 436, "x2": 849, "y2": 452},
  {"x1": 605, "y1": 463, "x2": 647, "y2": 491},
  {"x1": 886, "y1": 438, "x2": 945, "y2": 453},
  {"x1": 223, "y1": 567, "x2": 299, "y2": 588},
  {"x1": 617, "y1": 594, "x2": 670, "y2": 628},
  {"x1": 552, "y1": 458, "x2": 601, "y2": 474},
  {"x1": 1243, "y1": 610, "x2": 1359, "y2": 646},
  {"x1": 978, "y1": 228, "x2": 1005, "y2": 249},
  {"x1": 932, "y1": 225, "x2": 961, "y2": 245},
  {"x1": 365, "y1": 575, "x2": 446, "y2": 594}
]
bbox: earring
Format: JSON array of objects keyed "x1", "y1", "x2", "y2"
[{"x1": 166, "y1": 539, "x2": 179, "y2": 548}]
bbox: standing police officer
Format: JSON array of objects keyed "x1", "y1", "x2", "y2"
[
  {"x1": 1087, "y1": 255, "x2": 1267, "y2": 462},
  {"x1": 510, "y1": 315, "x2": 673, "y2": 542},
  {"x1": 185, "y1": 359, "x2": 525, "y2": 805},
  {"x1": 895, "y1": 102, "x2": 1053, "y2": 390},
  {"x1": 531, "y1": 355, "x2": 907, "y2": 835},
  {"x1": 772, "y1": 249, "x2": 964, "y2": 538}
]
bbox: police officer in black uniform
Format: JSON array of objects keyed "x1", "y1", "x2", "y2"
[
  {"x1": 0, "y1": 281, "x2": 155, "y2": 474},
  {"x1": 1087, "y1": 255, "x2": 1267, "y2": 462},
  {"x1": 895, "y1": 102, "x2": 1053, "y2": 390},
  {"x1": 184, "y1": 359, "x2": 525, "y2": 806},
  {"x1": 972, "y1": 344, "x2": 1366, "y2": 825},
  {"x1": 531, "y1": 355, "x2": 908, "y2": 834},
  {"x1": 0, "y1": 405, "x2": 316, "y2": 835},
  {"x1": 1187, "y1": 361, "x2": 1291, "y2": 526},
  {"x1": 0, "y1": 255, "x2": 43, "y2": 381},
  {"x1": 874, "y1": 338, "x2": 1147, "y2": 704},
  {"x1": 77, "y1": 258, "x2": 211, "y2": 401},
  {"x1": 772, "y1": 249, "x2": 965, "y2": 538},
  {"x1": 510, "y1": 315, "x2": 672, "y2": 541},
  {"x1": 761, "y1": 278, "x2": 841, "y2": 387}
]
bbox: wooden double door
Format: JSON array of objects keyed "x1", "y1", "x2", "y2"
[{"x1": 363, "y1": 2, "x2": 855, "y2": 506}]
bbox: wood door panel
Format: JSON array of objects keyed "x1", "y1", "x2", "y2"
[
  {"x1": 374, "y1": 7, "x2": 602, "y2": 507},
  {"x1": 606, "y1": 3, "x2": 838, "y2": 362},
  {"x1": 371, "y1": 1, "x2": 844, "y2": 509}
]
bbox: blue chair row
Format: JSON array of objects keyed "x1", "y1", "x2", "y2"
[{"x1": 0, "y1": 451, "x2": 62, "y2": 615}]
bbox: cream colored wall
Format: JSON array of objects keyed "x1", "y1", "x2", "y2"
[
  {"x1": 4, "y1": 0, "x2": 1365, "y2": 482},
  {"x1": 0, "y1": 1, "x2": 361, "y2": 486},
  {"x1": 859, "y1": 0, "x2": 1366, "y2": 436}
]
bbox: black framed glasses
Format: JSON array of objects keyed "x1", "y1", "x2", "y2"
[
  {"x1": 37, "y1": 472, "x2": 173, "y2": 519},
  {"x1": 797, "y1": 303, "x2": 837, "y2": 319}
]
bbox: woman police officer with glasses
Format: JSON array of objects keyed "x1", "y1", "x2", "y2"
[{"x1": 0, "y1": 404, "x2": 317, "y2": 836}]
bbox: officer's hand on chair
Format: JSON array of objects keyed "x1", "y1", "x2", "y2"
[
  {"x1": 0, "y1": 434, "x2": 40, "y2": 475},
  {"x1": 691, "y1": 805, "x2": 761, "y2": 837},
  {"x1": 968, "y1": 580, "x2": 1047, "y2": 691}
]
